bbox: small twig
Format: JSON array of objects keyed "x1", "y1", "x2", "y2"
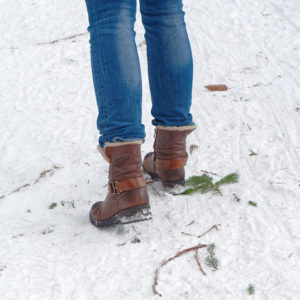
[
  {"x1": 194, "y1": 249, "x2": 207, "y2": 276},
  {"x1": 0, "y1": 165, "x2": 62, "y2": 200},
  {"x1": 215, "y1": 187, "x2": 223, "y2": 196},
  {"x1": 146, "y1": 179, "x2": 159, "y2": 185},
  {"x1": 153, "y1": 244, "x2": 207, "y2": 297},
  {"x1": 181, "y1": 232, "x2": 193, "y2": 236},
  {"x1": 181, "y1": 224, "x2": 221, "y2": 239},
  {"x1": 37, "y1": 32, "x2": 88, "y2": 45},
  {"x1": 172, "y1": 192, "x2": 185, "y2": 196},
  {"x1": 11, "y1": 183, "x2": 30, "y2": 193},
  {"x1": 200, "y1": 170, "x2": 221, "y2": 177},
  {"x1": 153, "y1": 269, "x2": 161, "y2": 297},
  {"x1": 197, "y1": 224, "x2": 221, "y2": 239},
  {"x1": 33, "y1": 167, "x2": 59, "y2": 184},
  {"x1": 146, "y1": 179, "x2": 161, "y2": 196},
  {"x1": 116, "y1": 242, "x2": 127, "y2": 247},
  {"x1": 150, "y1": 185, "x2": 161, "y2": 197},
  {"x1": 233, "y1": 193, "x2": 241, "y2": 202},
  {"x1": 249, "y1": 150, "x2": 258, "y2": 156},
  {"x1": 189, "y1": 144, "x2": 199, "y2": 154},
  {"x1": 185, "y1": 220, "x2": 195, "y2": 226}
]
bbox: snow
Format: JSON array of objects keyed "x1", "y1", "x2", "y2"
[{"x1": 0, "y1": 0, "x2": 300, "y2": 299}]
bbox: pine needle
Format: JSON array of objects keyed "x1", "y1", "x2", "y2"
[
  {"x1": 215, "y1": 172, "x2": 239, "y2": 188},
  {"x1": 185, "y1": 174, "x2": 213, "y2": 187}
]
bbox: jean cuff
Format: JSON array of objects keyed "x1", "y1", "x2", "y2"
[{"x1": 99, "y1": 136, "x2": 145, "y2": 148}]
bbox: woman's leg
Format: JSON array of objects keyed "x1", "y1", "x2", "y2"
[
  {"x1": 140, "y1": 0, "x2": 195, "y2": 186},
  {"x1": 85, "y1": 0, "x2": 145, "y2": 147},
  {"x1": 140, "y1": 0, "x2": 194, "y2": 127}
]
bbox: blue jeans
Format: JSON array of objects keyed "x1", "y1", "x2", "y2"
[{"x1": 85, "y1": 0, "x2": 194, "y2": 147}]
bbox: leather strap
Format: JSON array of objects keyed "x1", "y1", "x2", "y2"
[
  {"x1": 155, "y1": 157, "x2": 187, "y2": 169},
  {"x1": 109, "y1": 177, "x2": 146, "y2": 194}
]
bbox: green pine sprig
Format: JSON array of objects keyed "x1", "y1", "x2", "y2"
[
  {"x1": 49, "y1": 202, "x2": 57, "y2": 209},
  {"x1": 185, "y1": 174, "x2": 213, "y2": 186},
  {"x1": 205, "y1": 243, "x2": 220, "y2": 271},
  {"x1": 180, "y1": 172, "x2": 239, "y2": 196},
  {"x1": 247, "y1": 284, "x2": 255, "y2": 295},
  {"x1": 215, "y1": 172, "x2": 239, "y2": 188}
]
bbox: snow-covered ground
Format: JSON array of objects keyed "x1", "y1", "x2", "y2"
[{"x1": 1, "y1": 0, "x2": 300, "y2": 299}]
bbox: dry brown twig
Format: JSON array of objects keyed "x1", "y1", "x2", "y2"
[
  {"x1": 181, "y1": 232, "x2": 193, "y2": 236},
  {"x1": 233, "y1": 193, "x2": 241, "y2": 202},
  {"x1": 37, "y1": 32, "x2": 88, "y2": 45},
  {"x1": 185, "y1": 220, "x2": 195, "y2": 226},
  {"x1": 152, "y1": 244, "x2": 207, "y2": 297},
  {"x1": 197, "y1": 224, "x2": 221, "y2": 239},
  {"x1": 146, "y1": 179, "x2": 159, "y2": 185},
  {"x1": 200, "y1": 169, "x2": 221, "y2": 177},
  {"x1": 146, "y1": 179, "x2": 161, "y2": 196},
  {"x1": 0, "y1": 165, "x2": 62, "y2": 200},
  {"x1": 181, "y1": 224, "x2": 221, "y2": 239},
  {"x1": 150, "y1": 185, "x2": 161, "y2": 197},
  {"x1": 194, "y1": 249, "x2": 207, "y2": 276},
  {"x1": 189, "y1": 144, "x2": 199, "y2": 154},
  {"x1": 153, "y1": 224, "x2": 221, "y2": 296},
  {"x1": 33, "y1": 165, "x2": 62, "y2": 184}
]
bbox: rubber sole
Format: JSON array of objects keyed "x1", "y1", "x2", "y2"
[{"x1": 90, "y1": 204, "x2": 152, "y2": 228}]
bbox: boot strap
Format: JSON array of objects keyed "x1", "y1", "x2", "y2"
[
  {"x1": 155, "y1": 157, "x2": 187, "y2": 169},
  {"x1": 108, "y1": 177, "x2": 146, "y2": 195}
]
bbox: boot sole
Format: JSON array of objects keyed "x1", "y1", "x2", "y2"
[
  {"x1": 90, "y1": 204, "x2": 152, "y2": 228},
  {"x1": 145, "y1": 171, "x2": 185, "y2": 188}
]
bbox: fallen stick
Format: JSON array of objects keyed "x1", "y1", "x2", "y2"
[
  {"x1": 194, "y1": 249, "x2": 207, "y2": 276},
  {"x1": 37, "y1": 32, "x2": 88, "y2": 45},
  {"x1": 185, "y1": 220, "x2": 195, "y2": 226},
  {"x1": 181, "y1": 224, "x2": 221, "y2": 239},
  {"x1": 146, "y1": 179, "x2": 159, "y2": 185},
  {"x1": 200, "y1": 169, "x2": 221, "y2": 177},
  {"x1": 197, "y1": 224, "x2": 221, "y2": 238},
  {"x1": 181, "y1": 232, "x2": 193, "y2": 236},
  {"x1": 146, "y1": 179, "x2": 161, "y2": 196},
  {"x1": 0, "y1": 165, "x2": 62, "y2": 200},
  {"x1": 150, "y1": 185, "x2": 161, "y2": 197},
  {"x1": 152, "y1": 244, "x2": 207, "y2": 297}
]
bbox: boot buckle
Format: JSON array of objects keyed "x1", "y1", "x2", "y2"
[{"x1": 109, "y1": 181, "x2": 120, "y2": 195}]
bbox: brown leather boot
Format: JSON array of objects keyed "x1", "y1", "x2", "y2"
[
  {"x1": 143, "y1": 125, "x2": 196, "y2": 187},
  {"x1": 90, "y1": 141, "x2": 151, "y2": 227}
]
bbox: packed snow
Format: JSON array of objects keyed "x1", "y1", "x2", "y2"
[{"x1": 0, "y1": 0, "x2": 300, "y2": 299}]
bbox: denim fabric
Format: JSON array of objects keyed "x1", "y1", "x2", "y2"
[{"x1": 85, "y1": 0, "x2": 194, "y2": 147}]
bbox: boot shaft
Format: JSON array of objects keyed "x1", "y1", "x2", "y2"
[
  {"x1": 104, "y1": 143, "x2": 144, "y2": 181},
  {"x1": 154, "y1": 126, "x2": 196, "y2": 160}
]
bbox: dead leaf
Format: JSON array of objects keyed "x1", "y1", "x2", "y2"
[{"x1": 205, "y1": 84, "x2": 228, "y2": 91}]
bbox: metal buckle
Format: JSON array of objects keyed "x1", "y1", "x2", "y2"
[{"x1": 109, "y1": 181, "x2": 119, "y2": 195}]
